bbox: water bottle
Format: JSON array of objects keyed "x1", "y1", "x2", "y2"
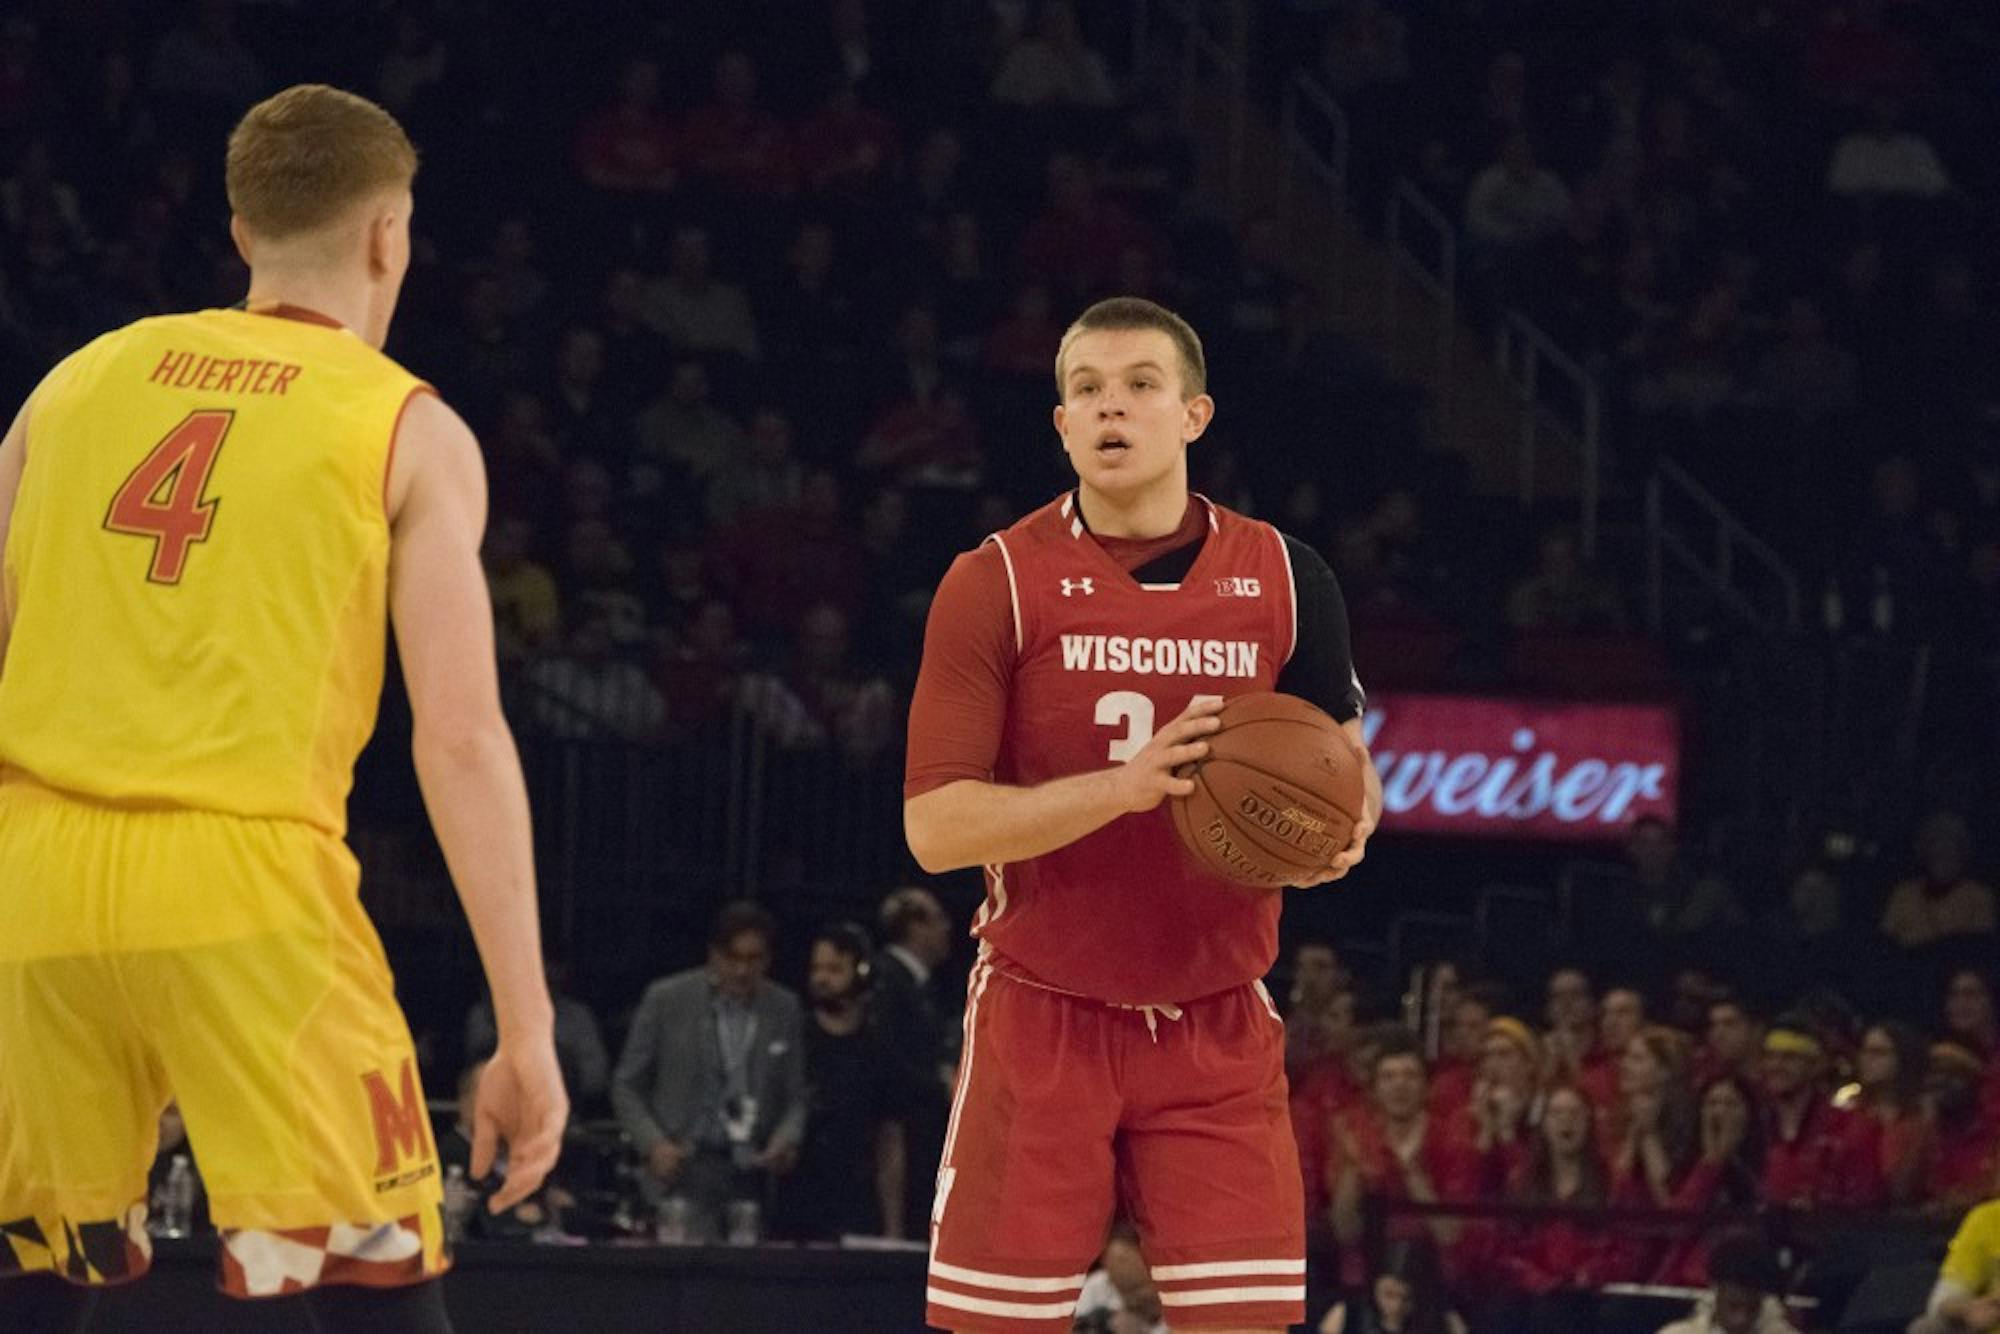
[
  {"x1": 725, "y1": 1197, "x2": 761, "y2": 1247},
  {"x1": 159, "y1": 1155, "x2": 195, "y2": 1238},
  {"x1": 1869, "y1": 565, "x2": 1894, "y2": 634},
  {"x1": 1820, "y1": 576, "x2": 1844, "y2": 633},
  {"x1": 442, "y1": 1164, "x2": 475, "y2": 1244},
  {"x1": 655, "y1": 1194, "x2": 694, "y2": 1245}
]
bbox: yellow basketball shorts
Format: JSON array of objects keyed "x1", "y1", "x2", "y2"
[{"x1": 0, "y1": 780, "x2": 447, "y2": 1295}]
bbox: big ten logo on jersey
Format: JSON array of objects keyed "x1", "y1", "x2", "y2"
[
  {"x1": 362, "y1": 1058, "x2": 437, "y2": 1191},
  {"x1": 1213, "y1": 576, "x2": 1262, "y2": 597}
]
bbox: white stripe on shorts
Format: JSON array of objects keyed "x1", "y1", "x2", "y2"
[
  {"x1": 1160, "y1": 1284, "x2": 1308, "y2": 1306},
  {"x1": 927, "y1": 1286, "x2": 1080, "y2": 1320},
  {"x1": 1151, "y1": 1256, "x2": 1307, "y2": 1281},
  {"x1": 929, "y1": 1260, "x2": 1090, "y2": 1293}
]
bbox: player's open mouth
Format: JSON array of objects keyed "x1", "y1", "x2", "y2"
[{"x1": 1096, "y1": 433, "x2": 1129, "y2": 453}]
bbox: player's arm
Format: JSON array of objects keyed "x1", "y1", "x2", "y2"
[
  {"x1": 1275, "y1": 536, "x2": 1383, "y2": 884},
  {"x1": 0, "y1": 400, "x2": 28, "y2": 673},
  {"x1": 387, "y1": 389, "x2": 566, "y2": 1211},
  {"x1": 901, "y1": 547, "x2": 1221, "y2": 873}
]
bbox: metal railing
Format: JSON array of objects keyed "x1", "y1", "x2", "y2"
[
  {"x1": 501, "y1": 663, "x2": 913, "y2": 959},
  {"x1": 1278, "y1": 71, "x2": 1350, "y2": 220},
  {"x1": 1383, "y1": 176, "x2": 1457, "y2": 382},
  {"x1": 1495, "y1": 309, "x2": 1603, "y2": 557},
  {"x1": 1136, "y1": 0, "x2": 1252, "y2": 214},
  {"x1": 1643, "y1": 456, "x2": 1801, "y2": 637}
]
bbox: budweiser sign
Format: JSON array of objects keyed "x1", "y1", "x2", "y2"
[{"x1": 1359, "y1": 693, "x2": 1679, "y2": 840}]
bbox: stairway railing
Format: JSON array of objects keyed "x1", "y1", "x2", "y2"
[{"x1": 1644, "y1": 456, "x2": 1802, "y2": 637}]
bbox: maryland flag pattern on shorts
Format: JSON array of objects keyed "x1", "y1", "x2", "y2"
[
  {"x1": 218, "y1": 1210, "x2": 449, "y2": 1297},
  {"x1": 0, "y1": 1204, "x2": 152, "y2": 1285}
]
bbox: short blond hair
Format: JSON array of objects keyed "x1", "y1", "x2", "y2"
[
  {"x1": 226, "y1": 84, "x2": 417, "y2": 239},
  {"x1": 1054, "y1": 296, "x2": 1207, "y2": 399}
]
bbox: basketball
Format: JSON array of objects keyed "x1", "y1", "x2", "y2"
[{"x1": 1169, "y1": 692, "x2": 1366, "y2": 890}]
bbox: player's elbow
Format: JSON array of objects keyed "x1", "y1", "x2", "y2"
[
  {"x1": 904, "y1": 792, "x2": 969, "y2": 874},
  {"x1": 411, "y1": 712, "x2": 514, "y2": 775}
]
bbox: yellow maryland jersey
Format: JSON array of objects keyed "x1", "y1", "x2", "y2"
[{"x1": 0, "y1": 306, "x2": 427, "y2": 834}]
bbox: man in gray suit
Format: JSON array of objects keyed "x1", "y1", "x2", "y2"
[{"x1": 612, "y1": 902, "x2": 806, "y2": 1239}]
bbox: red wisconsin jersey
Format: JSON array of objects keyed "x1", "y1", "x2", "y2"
[{"x1": 978, "y1": 492, "x2": 1299, "y2": 1004}]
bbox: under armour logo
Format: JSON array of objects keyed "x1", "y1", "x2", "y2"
[
  {"x1": 1215, "y1": 576, "x2": 1262, "y2": 597},
  {"x1": 1061, "y1": 577, "x2": 1095, "y2": 597}
]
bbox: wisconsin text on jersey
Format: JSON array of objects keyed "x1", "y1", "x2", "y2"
[{"x1": 1059, "y1": 633, "x2": 1261, "y2": 678}]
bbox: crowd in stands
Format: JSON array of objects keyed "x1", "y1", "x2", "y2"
[
  {"x1": 147, "y1": 877, "x2": 2000, "y2": 1328},
  {"x1": 1277, "y1": 0, "x2": 2000, "y2": 667},
  {"x1": 1281, "y1": 931, "x2": 2000, "y2": 1329},
  {"x1": 0, "y1": 0, "x2": 1667, "y2": 759},
  {"x1": 8, "y1": 0, "x2": 2000, "y2": 1327}
]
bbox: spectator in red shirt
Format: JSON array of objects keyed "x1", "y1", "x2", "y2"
[
  {"x1": 1606, "y1": 1026, "x2": 1697, "y2": 1206},
  {"x1": 1331, "y1": 1030, "x2": 1480, "y2": 1286},
  {"x1": 678, "y1": 51, "x2": 794, "y2": 200},
  {"x1": 1541, "y1": 967, "x2": 1598, "y2": 1090},
  {"x1": 1467, "y1": 1016, "x2": 1543, "y2": 1193},
  {"x1": 574, "y1": 57, "x2": 677, "y2": 195},
  {"x1": 1694, "y1": 994, "x2": 1764, "y2": 1088},
  {"x1": 982, "y1": 283, "x2": 1063, "y2": 379},
  {"x1": 1758, "y1": 1014, "x2": 1885, "y2": 1209},
  {"x1": 1655, "y1": 1075, "x2": 1768, "y2": 1287},
  {"x1": 1944, "y1": 968, "x2": 1998, "y2": 1057},
  {"x1": 1014, "y1": 152, "x2": 1159, "y2": 307},
  {"x1": 1853, "y1": 1020, "x2": 1933, "y2": 1205},
  {"x1": 652, "y1": 597, "x2": 747, "y2": 732},
  {"x1": 713, "y1": 468, "x2": 863, "y2": 638},
  {"x1": 737, "y1": 601, "x2": 897, "y2": 763},
  {"x1": 1288, "y1": 945, "x2": 1360, "y2": 1308},
  {"x1": 793, "y1": 81, "x2": 898, "y2": 201},
  {"x1": 1940, "y1": 968, "x2": 2000, "y2": 1120},
  {"x1": 1580, "y1": 985, "x2": 1646, "y2": 1110},
  {"x1": 1288, "y1": 957, "x2": 1361, "y2": 1221},
  {"x1": 1428, "y1": 987, "x2": 1500, "y2": 1123},
  {"x1": 1287, "y1": 939, "x2": 1356, "y2": 1079},
  {"x1": 1492, "y1": 1084, "x2": 1609, "y2": 1330},
  {"x1": 1924, "y1": 1040, "x2": 1999, "y2": 1217},
  {"x1": 1293, "y1": 1040, "x2": 1351, "y2": 1224}
]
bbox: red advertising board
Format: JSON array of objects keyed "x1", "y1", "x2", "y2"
[{"x1": 1359, "y1": 693, "x2": 1680, "y2": 840}]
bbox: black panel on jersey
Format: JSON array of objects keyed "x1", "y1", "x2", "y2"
[
  {"x1": 1126, "y1": 531, "x2": 1364, "y2": 723},
  {"x1": 1275, "y1": 534, "x2": 1365, "y2": 723},
  {"x1": 1129, "y1": 538, "x2": 1204, "y2": 587}
]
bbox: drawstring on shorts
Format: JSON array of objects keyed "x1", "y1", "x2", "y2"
[
  {"x1": 1117, "y1": 1002, "x2": 1185, "y2": 1043},
  {"x1": 990, "y1": 955, "x2": 1188, "y2": 1043}
]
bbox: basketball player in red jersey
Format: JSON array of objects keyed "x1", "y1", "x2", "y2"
[{"x1": 904, "y1": 297, "x2": 1382, "y2": 1333}]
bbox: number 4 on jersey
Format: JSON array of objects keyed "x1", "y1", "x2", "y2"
[{"x1": 104, "y1": 409, "x2": 233, "y2": 584}]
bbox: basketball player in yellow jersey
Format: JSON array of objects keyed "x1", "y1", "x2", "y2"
[{"x1": 0, "y1": 86, "x2": 565, "y2": 1333}]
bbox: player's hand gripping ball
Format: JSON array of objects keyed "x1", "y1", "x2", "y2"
[{"x1": 1169, "y1": 692, "x2": 1366, "y2": 890}]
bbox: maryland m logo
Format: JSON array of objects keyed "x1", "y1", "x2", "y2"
[{"x1": 362, "y1": 1059, "x2": 435, "y2": 1178}]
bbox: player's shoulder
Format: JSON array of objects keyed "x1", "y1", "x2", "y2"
[
  {"x1": 937, "y1": 495, "x2": 1067, "y2": 585},
  {"x1": 985, "y1": 493, "x2": 1072, "y2": 548},
  {"x1": 32, "y1": 318, "x2": 159, "y2": 394},
  {"x1": 1198, "y1": 493, "x2": 1287, "y2": 542},
  {"x1": 1955, "y1": 1195, "x2": 2000, "y2": 1235}
]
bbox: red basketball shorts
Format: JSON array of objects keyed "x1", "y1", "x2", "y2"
[{"x1": 926, "y1": 958, "x2": 1306, "y2": 1332}]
